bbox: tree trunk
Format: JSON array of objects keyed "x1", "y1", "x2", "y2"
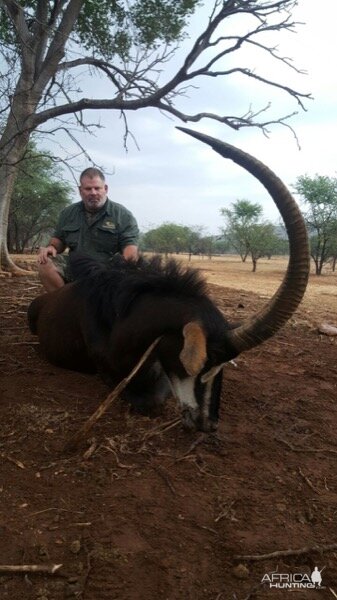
[
  {"x1": 7, "y1": 222, "x2": 13, "y2": 253},
  {"x1": 0, "y1": 85, "x2": 40, "y2": 272},
  {"x1": 0, "y1": 142, "x2": 32, "y2": 273},
  {"x1": 332, "y1": 257, "x2": 336, "y2": 272},
  {"x1": 315, "y1": 261, "x2": 322, "y2": 275}
]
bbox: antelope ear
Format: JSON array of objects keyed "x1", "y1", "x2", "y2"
[{"x1": 180, "y1": 322, "x2": 207, "y2": 376}]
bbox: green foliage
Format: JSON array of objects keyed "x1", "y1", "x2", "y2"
[
  {"x1": 221, "y1": 198, "x2": 281, "y2": 270},
  {"x1": 222, "y1": 199, "x2": 263, "y2": 224},
  {"x1": 130, "y1": 0, "x2": 199, "y2": 46},
  {"x1": 141, "y1": 222, "x2": 226, "y2": 258},
  {"x1": 221, "y1": 199, "x2": 264, "y2": 262},
  {"x1": 8, "y1": 143, "x2": 72, "y2": 252},
  {"x1": 0, "y1": 0, "x2": 201, "y2": 59},
  {"x1": 76, "y1": 0, "x2": 129, "y2": 58},
  {"x1": 141, "y1": 222, "x2": 193, "y2": 255},
  {"x1": 294, "y1": 174, "x2": 337, "y2": 274},
  {"x1": 245, "y1": 222, "x2": 279, "y2": 271}
]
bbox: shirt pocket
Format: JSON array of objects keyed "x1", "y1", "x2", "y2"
[
  {"x1": 95, "y1": 226, "x2": 119, "y2": 253},
  {"x1": 63, "y1": 225, "x2": 80, "y2": 251}
]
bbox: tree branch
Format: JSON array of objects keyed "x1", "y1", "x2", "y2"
[
  {"x1": 1, "y1": 0, "x2": 312, "y2": 158},
  {"x1": 35, "y1": 0, "x2": 84, "y2": 93},
  {"x1": 0, "y1": 0, "x2": 30, "y2": 48}
]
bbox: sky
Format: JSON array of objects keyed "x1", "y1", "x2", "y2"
[{"x1": 46, "y1": 0, "x2": 337, "y2": 236}]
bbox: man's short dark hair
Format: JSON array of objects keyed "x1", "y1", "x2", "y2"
[{"x1": 80, "y1": 167, "x2": 105, "y2": 182}]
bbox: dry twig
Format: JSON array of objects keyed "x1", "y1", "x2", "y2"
[
  {"x1": 298, "y1": 466, "x2": 320, "y2": 493},
  {"x1": 141, "y1": 417, "x2": 181, "y2": 440},
  {"x1": 64, "y1": 337, "x2": 161, "y2": 452},
  {"x1": 103, "y1": 442, "x2": 136, "y2": 469},
  {"x1": 277, "y1": 437, "x2": 337, "y2": 455},
  {"x1": 0, "y1": 564, "x2": 62, "y2": 574},
  {"x1": 236, "y1": 542, "x2": 337, "y2": 561},
  {"x1": 214, "y1": 501, "x2": 235, "y2": 523},
  {"x1": 1, "y1": 453, "x2": 25, "y2": 469},
  {"x1": 173, "y1": 433, "x2": 206, "y2": 464}
]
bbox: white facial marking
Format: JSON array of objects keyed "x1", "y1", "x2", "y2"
[{"x1": 169, "y1": 375, "x2": 197, "y2": 410}]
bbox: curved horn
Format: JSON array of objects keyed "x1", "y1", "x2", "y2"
[{"x1": 177, "y1": 127, "x2": 310, "y2": 356}]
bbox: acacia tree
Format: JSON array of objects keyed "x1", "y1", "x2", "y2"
[
  {"x1": 0, "y1": 0, "x2": 310, "y2": 272},
  {"x1": 142, "y1": 222, "x2": 192, "y2": 255},
  {"x1": 294, "y1": 175, "x2": 337, "y2": 275},
  {"x1": 221, "y1": 199, "x2": 263, "y2": 261},
  {"x1": 245, "y1": 222, "x2": 279, "y2": 271},
  {"x1": 221, "y1": 198, "x2": 282, "y2": 270}
]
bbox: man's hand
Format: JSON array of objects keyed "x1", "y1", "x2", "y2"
[
  {"x1": 122, "y1": 245, "x2": 138, "y2": 262},
  {"x1": 37, "y1": 245, "x2": 58, "y2": 264}
]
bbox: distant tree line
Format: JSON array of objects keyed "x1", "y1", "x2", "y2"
[
  {"x1": 8, "y1": 146, "x2": 337, "y2": 275},
  {"x1": 141, "y1": 223, "x2": 228, "y2": 258}
]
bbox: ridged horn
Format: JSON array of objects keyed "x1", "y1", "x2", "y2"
[{"x1": 177, "y1": 127, "x2": 310, "y2": 356}]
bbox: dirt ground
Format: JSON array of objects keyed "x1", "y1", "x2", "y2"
[{"x1": 1, "y1": 254, "x2": 337, "y2": 600}]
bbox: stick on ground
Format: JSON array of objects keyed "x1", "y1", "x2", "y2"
[
  {"x1": 235, "y1": 542, "x2": 337, "y2": 561},
  {"x1": 64, "y1": 337, "x2": 161, "y2": 453},
  {"x1": 0, "y1": 564, "x2": 62, "y2": 574}
]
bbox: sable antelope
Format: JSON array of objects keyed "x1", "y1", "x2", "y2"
[{"x1": 28, "y1": 128, "x2": 310, "y2": 432}]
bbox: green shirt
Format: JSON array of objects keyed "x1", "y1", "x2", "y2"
[{"x1": 53, "y1": 199, "x2": 139, "y2": 263}]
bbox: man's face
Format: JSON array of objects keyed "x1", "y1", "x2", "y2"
[{"x1": 79, "y1": 176, "x2": 108, "y2": 212}]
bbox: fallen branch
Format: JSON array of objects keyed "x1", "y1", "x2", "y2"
[
  {"x1": 235, "y1": 542, "x2": 337, "y2": 562},
  {"x1": 0, "y1": 564, "x2": 62, "y2": 574},
  {"x1": 64, "y1": 337, "x2": 161, "y2": 453}
]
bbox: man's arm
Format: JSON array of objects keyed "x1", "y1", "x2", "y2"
[{"x1": 37, "y1": 237, "x2": 66, "y2": 264}]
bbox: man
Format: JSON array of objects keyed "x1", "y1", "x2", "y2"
[{"x1": 38, "y1": 167, "x2": 139, "y2": 292}]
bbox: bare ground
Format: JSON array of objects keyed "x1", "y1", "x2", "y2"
[{"x1": 1, "y1": 255, "x2": 337, "y2": 600}]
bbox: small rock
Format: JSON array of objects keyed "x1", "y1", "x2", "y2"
[
  {"x1": 70, "y1": 540, "x2": 81, "y2": 554},
  {"x1": 318, "y1": 322, "x2": 337, "y2": 336},
  {"x1": 233, "y1": 564, "x2": 250, "y2": 580},
  {"x1": 38, "y1": 545, "x2": 49, "y2": 558}
]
